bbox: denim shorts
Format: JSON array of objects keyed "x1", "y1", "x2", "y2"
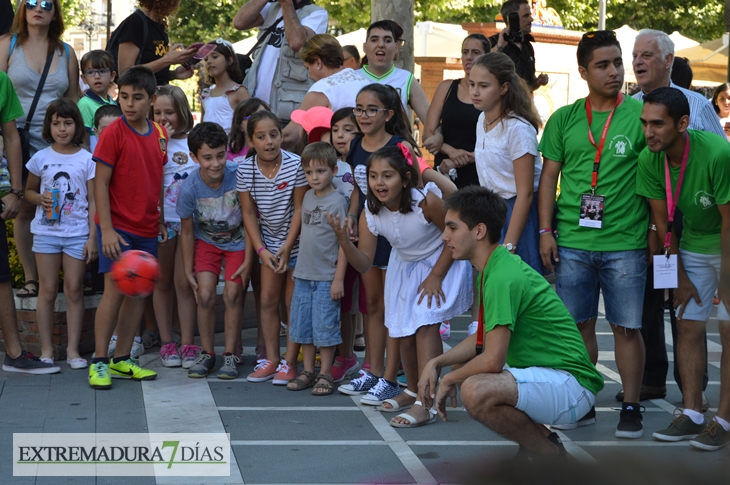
[
  {"x1": 507, "y1": 367, "x2": 596, "y2": 426},
  {"x1": 289, "y1": 278, "x2": 342, "y2": 347},
  {"x1": 33, "y1": 234, "x2": 88, "y2": 261},
  {"x1": 96, "y1": 225, "x2": 158, "y2": 273},
  {"x1": 677, "y1": 249, "x2": 730, "y2": 322},
  {"x1": 555, "y1": 247, "x2": 646, "y2": 329}
]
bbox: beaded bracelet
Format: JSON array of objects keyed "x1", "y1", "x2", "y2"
[
  {"x1": 256, "y1": 246, "x2": 266, "y2": 256},
  {"x1": 538, "y1": 228, "x2": 552, "y2": 235}
]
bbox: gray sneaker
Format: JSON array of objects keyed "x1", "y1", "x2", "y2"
[
  {"x1": 188, "y1": 352, "x2": 216, "y2": 378},
  {"x1": 131, "y1": 340, "x2": 145, "y2": 359},
  {"x1": 653, "y1": 412, "x2": 706, "y2": 441},
  {"x1": 2, "y1": 350, "x2": 61, "y2": 375},
  {"x1": 690, "y1": 420, "x2": 730, "y2": 451},
  {"x1": 216, "y1": 353, "x2": 240, "y2": 380}
]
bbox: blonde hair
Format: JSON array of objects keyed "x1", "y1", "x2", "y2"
[
  {"x1": 299, "y1": 34, "x2": 344, "y2": 69},
  {"x1": 155, "y1": 85, "x2": 194, "y2": 135}
]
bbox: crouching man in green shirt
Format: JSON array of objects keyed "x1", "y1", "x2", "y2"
[
  {"x1": 419, "y1": 186, "x2": 604, "y2": 457},
  {"x1": 637, "y1": 87, "x2": 730, "y2": 451}
]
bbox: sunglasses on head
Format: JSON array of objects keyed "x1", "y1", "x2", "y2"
[
  {"x1": 25, "y1": 0, "x2": 53, "y2": 12},
  {"x1": 582, "y1": 30, "x2": 617, "y2": 41}
]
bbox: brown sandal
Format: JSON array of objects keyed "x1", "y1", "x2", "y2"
[
  {"x1": 16, "y1": 280, "x2": 38, "y2": 298},
  {"x1": 286, "y1": 370, "x2": 316, "y2": 391},
  {"x1": 311, "y1": 373, "x2": 334, "y2": 396}
]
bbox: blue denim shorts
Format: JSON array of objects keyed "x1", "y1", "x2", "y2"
[
  {"x1": 677, "y1": 249, "x2": 730, "y2": 322},
  {"x1": 507, "y1": 367, "x2": 596, "y2": 426},
  {"x1": 555, "y1": 247, "x2": 646, "y2": 329},
  {"x1": 96, "y1": 225, "x2": 158, "y2": 273},
  {"x1": 33, "y1": 234, "x2": 88, "y2": 261},
  {"x1": 289, "y1": 278, "x2": 342, "y2": 347}
]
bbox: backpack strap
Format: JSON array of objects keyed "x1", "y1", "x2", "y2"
[
  {"x1": 9, "y1": 33, "x2": 16, "y2": 58},
  {"x1": 63, "y1": 42, "x2": 70, "y2": 59}
]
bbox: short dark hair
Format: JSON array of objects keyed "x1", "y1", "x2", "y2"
[
  {"x1": 42, "y1": 98, "x2": 85, "y2": 145},
  {"x1": 343, "y1": 45, "x2": 360, "y2": 63},
  {"x1": 500, "y1": 0, "x2": 528, "y2": 19},
  {"x1": 80, "y1": 49, "x2": 115, "y2": 71},
  {"x1": 301, "y1": 142, "x2": 338, "y2": 169},
  {"x1": 367, "y1": 20, "x2": 403, "y2": 42},
  {"x1": 671, "y1": 57, "x2": 693, "y2": 89},
  {"x1": 444, "y1": 186, "x2": 506, "y2": 244},
  {"x1": 94, "y1": 104, "x2": 123, "y2": 129},
  {"x1": 643, "y1": 86, "x2": 690, "y2": 125},
  {"x1": 188, "y1": 122, "x2": 228, "y2": 156},
  {"x1": 576, "y1": 30, "x2": 621, "y2": 69},
  {"x1": 117, "y1": 65, "x2": 157, "y2": 97}
]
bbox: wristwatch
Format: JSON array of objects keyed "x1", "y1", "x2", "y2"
[
  {"x1": 503, "y1": 243, "x2": 517, "y2": 252},
  {"x1": 9, "y1": 188, "x2": 24, "y2": 199}
]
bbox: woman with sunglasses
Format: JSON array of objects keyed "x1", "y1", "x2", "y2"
[
  {"x1": 111, "y1": 0, "x2": 196, "y2": 86},
  {"x1": 200, "y1": 39, "x2": 250, "y2": 135},
  {"x1": 0, "y1": 0, "x2": 79, "y2": 299}
]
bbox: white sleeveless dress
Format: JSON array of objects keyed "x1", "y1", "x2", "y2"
[{"x1": 365, "y1": 183, "x2": 473, "y2": 337}]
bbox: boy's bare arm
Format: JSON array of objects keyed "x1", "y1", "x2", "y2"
[{"x1": 94, "y1": 163, "x2": 127, "y2": 259}]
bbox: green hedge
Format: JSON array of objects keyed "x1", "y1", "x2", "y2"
[{"x1": 5, "y1": 219, "x2": 22, "y2": 288}]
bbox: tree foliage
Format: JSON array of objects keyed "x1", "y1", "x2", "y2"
[
  {"x1": 168, "y1": 0, "x2": 254, "y2": 46},
  {"x1": 60, "y1": 0, "x2": 88, "y2": 28}
]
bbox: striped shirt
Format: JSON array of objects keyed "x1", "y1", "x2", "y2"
[
  {"x1": 236, "y1": 150, "x2": 308, "y2": 257},
  {"x1": 633, "y1": 82, "x2": 725, "y2": 137}
]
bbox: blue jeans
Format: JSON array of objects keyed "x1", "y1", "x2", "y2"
[
  {"x1": 290, "y1": 278, "x2": 342, "y2": 347},
  {"x1": 96, "y1": 225, "x2": 158, "y2": 273},
  {"x1": 555, "y1": 247, "x2": 646, "y2": 329}
]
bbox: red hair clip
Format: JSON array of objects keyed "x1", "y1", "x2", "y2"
[{"x1": 397, "y1": 142, "x2": 413, "y2": 166}]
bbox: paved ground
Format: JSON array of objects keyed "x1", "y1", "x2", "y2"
[{"x1": 1, "y1": 301, "x2": 729, "y2": 484}]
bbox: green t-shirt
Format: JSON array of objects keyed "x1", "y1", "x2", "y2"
[
  {"x1": 636, "y1": 129, "x2": 730, "y2": 255},
  {"x1": 0, "y1": 71, "x2": 24, "y2": 124},
  {"x1": 78, "y1": 91, "x2": 116, "y2": 136},
  {"x1": 479, "y1": 246, "x2": 604, "y2": 396},
  {"x1": 539, "y1": 96, "x2": 648, "y2": 251}
]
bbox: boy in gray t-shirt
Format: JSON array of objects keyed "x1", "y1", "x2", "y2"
[{"x1": 288, "y1": 143, "x2": 348, "y2": 395}]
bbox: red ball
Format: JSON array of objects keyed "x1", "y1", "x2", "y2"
[{"x1": 110, "y1": 250, "x2": 160, "y2": 297}]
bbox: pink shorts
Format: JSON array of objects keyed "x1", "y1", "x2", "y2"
[{"x1": 194, "y1": 239, "x2": 245, "y2": 285}]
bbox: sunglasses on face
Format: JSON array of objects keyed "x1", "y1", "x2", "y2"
[{"x1": 25, "y1": 0, "x2": 53, "y2": 12}]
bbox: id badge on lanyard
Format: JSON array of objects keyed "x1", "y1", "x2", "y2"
[{"x1": 580, "y1": 95, "x2": 622, "y2": 229}]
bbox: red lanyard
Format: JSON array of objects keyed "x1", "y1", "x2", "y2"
[
  {"x1": 585, "y1": 94, "x2": 623, "y2": 194},
  {"x1": 475, "y1": 251, "x2": 493, "y2": 355},
  {"x1": 663, "y1": 132, "x2": 690, "y2": 253}
]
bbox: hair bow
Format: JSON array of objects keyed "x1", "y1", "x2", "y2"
[
  {"x1": 173, "y1": 172, "x2": 189, "y2": 181},
  {"x1": 397, "y1": 142, "x2": 413, "y2": 166}
]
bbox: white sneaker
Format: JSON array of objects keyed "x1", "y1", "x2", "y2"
[
  {"x1": 131, "y1": 340, "x2": 144, "y2": 359},
  {"x1": 159, "y1": 342, "x2": 182, "y2": 368},
  {"x1": 107, "y1": 336, "x2": 117, "y2": 357},
  {"x1": 467, "y1": 321, "x2": 478, "y2": 336}
]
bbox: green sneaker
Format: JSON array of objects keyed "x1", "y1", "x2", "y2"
[
  {"x1": 89, "y1": 362, "x2": 112, "y2": 390},
  {"x1": 653, "y1": 412, "x2": 706, "y2": 441},
  {"x1": 690, "y1": 420, "x2": 730, "y2": 451},
  {"x1": 109, "y1": 358, "x2": 157, "y2": 381}
]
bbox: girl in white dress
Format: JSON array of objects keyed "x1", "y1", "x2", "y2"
[{"x1": 328, "y1": 144, "x2": 472, "y2": 428}]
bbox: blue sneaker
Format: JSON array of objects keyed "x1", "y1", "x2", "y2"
[
  {"x1": 338, "y1": 371, "x2": 379, "y2": 396},
  {"x1": 360, "y1": 377, "x2": 400, "y2": 406}
]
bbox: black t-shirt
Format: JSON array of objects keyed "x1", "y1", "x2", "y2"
[
  {"x1": 0, "y1": 0, "x2": 14, "y2": 36},
  {"x1": 489, "y1": 33, "x2": 537, "y2": 89},
  {"x1": 112, "y1": 10, "x2": 170, "y2": 86}
]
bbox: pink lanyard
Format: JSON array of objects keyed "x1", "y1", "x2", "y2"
[
  {"x1": 585, "y1": 94, "x2": 623, "y2": 194},
  {"x1": 663, "y1": 132, "x2": 690, "y2": 253}
]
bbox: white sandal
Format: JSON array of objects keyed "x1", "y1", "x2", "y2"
[
  {"x1": 390, "y1": 400, "x2": 438, "y2": 428},
  {"x1": 379, "y1": 389, "x2": 417, "y2": 413}
]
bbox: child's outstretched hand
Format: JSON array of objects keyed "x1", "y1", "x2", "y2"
[
  {"x1": 344, "y1": 214, "x2": 359, "y2": 242},
  {"x1": 186, "y1": 272, "x2": 199, "y2": 304},
  {"x1": 83, "y1": 237, "x2": 98, "y2": 263},
  {"x1": 417, "y1": 273, "x2": 445, "y2": 309},
  {"x1": 100, "y1": 228, "x2": 129, "y2": 260},
  {"x1": 325, "y1": 212, "x2": 349, "y2": 242}
]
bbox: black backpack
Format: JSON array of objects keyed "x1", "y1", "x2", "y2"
[{"x1": 105, "y1": 9, "x2": 148, "y2": 78}]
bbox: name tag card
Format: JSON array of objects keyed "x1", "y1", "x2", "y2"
[
  {"x1": 653, "y1": 255, "x2": 678, "y2": 289},
  {"x1": 578, "y1": 193, "x2": 605, "y2": 229}
]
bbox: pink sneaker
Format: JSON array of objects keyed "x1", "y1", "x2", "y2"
[
  {"x1": 159, "y1": 342, "x2": 181, "y2": 367},
  {"x1": 247, "y1": 359, "x2": 277, "y2": 382},
  {"x1": 272, "y1": 359, "x2": 298, "y2": 385},
  {"x1": 180, "y1": 345, "x2": 201, "y2": 370},
  {"x1": 331, "y1": 355, "x2": 359, "y2": 383}
]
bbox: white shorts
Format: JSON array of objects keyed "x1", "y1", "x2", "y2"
[
  {"x1": 507, "y1": 367, "x2": 595, "y2": 426},
  {"x1": 677, "y1": 249, "x2": 730, "y2": 322}
]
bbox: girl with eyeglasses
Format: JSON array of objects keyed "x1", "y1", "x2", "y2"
[
  {"x1": 201, "y1": 39, "x2": 250, "y2": 135},
  {"x1": 0, "y1": 0, "x2": 79, "y2": 299}
]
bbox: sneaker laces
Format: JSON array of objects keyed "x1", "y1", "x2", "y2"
[
  {"x1": 253, "y1": 359, "x2": 272, "y2": 372},
  {"x1": 367, "y1": 378, "x2": 389, "y2": 396},
  {"x1": 276, "y1": 360, "x2": 290, "y2": 374},
  {"x1": 93, "y1": 363, "x2": 109, "y2": 378},
  {"x1": 160, "y1": 343, "x2": 178, "y2": 358},
  {"x1": 223, "y1": 353, "x2": 239, "y2": 368},
  {"x1": 350, "y1": 371, "x2": 371, "y2": 387},
  {"x1": 21, "y1": 351, "x2": 42, "y2": 363},
  {"x1": 703, "y1": 420, "x2": 720, "y2": 437},
  {"x1": 193, "y1": 353, "x2": 213, "y2": 366},
  {"x1": 181, "y1": 345, "x2": 200, "y2": 359}
]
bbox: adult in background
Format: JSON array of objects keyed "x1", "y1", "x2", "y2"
[
  {"x1": 111, "y1": 0, "x2": 196, "y2": 86},
  {"x1": 423, "y1": 33, "x2": 489, "y2": 188},
  {"x1": 489, "y1": 0, "x2": 548, "y2": 90},
  {"x1": 282, "y1": 34, "x2": 370, "y2": 148},
  {"x1": 671, "y1": 57, "x2": 692, "y2": 89},
  {"x1": 711, "y1": 83, "x2": 730, "y2": 141},
  {"x1": 0, "y1": 0, "x2": 13, "y2": 35},
  {"x1": 620, "y1": 28, "x2": 724, "y2": 407},
  {"x1": 233, "y1": 0, "x2": 328, "y2": 122},
  {"x1": 0, "y1": 0, "x2": 79, "y2": 298},
  {"x1": 342, "y1": 45, "x2": 360, "y2": 70}
]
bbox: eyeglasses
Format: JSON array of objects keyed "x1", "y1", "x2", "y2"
[
  {"x1": 582, "y1": 30, "x2": 616, "y2": 40},
  {"x1": 83, "y1": 68, "x2": 111, "y2": 77},
  {"x1": 25, "y1": 0, "x2": 53, "y2": 12},
  {"x1": 353, "y1": 107, "x2": 390, "y2": 117}
]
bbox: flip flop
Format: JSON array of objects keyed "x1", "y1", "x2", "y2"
[
  {"x1": 16, "y1": 280, "x2": 39, "y2": 298},
  {"x1": 379, "y1": 389, "x2": 417, "y2": 413},
  {"x1": 390, "y1": 401, "x2": 438, "y2": 428}
]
